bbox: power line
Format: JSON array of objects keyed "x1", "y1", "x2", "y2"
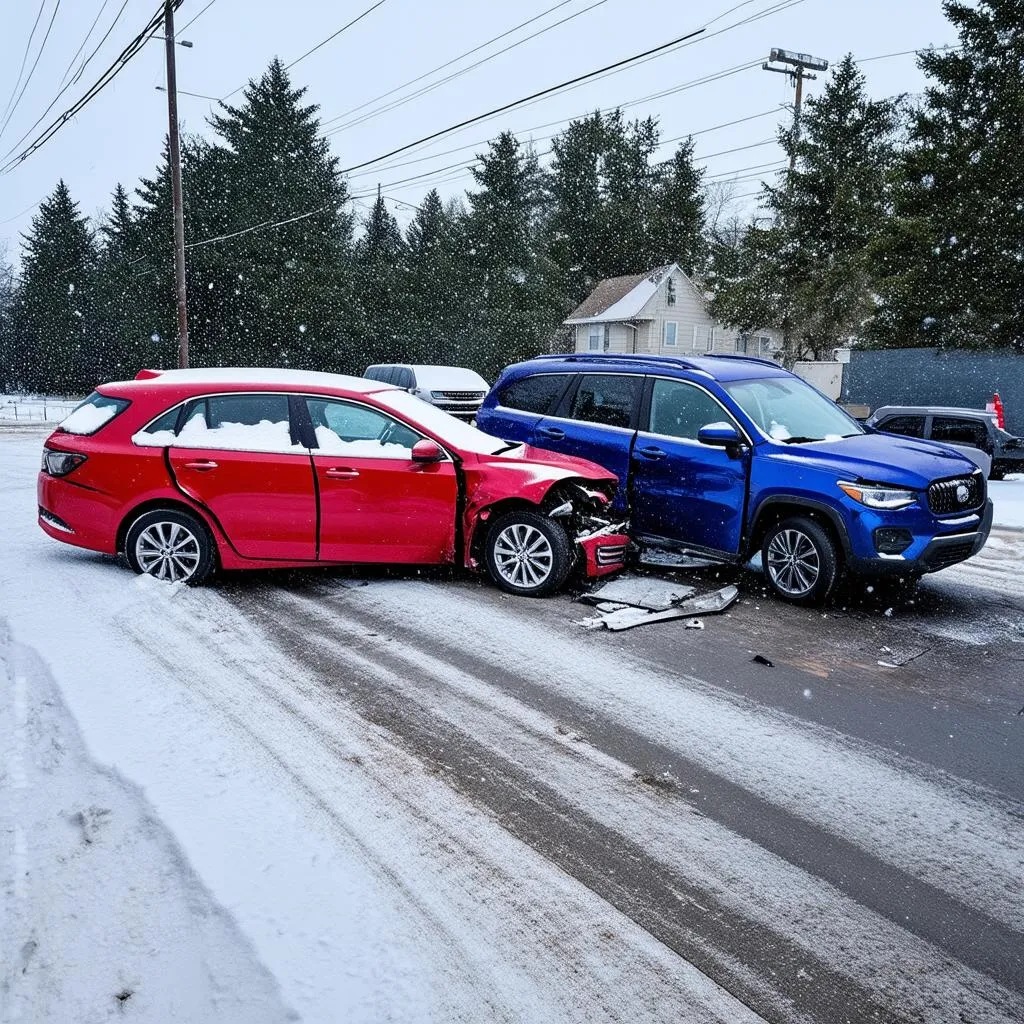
[
  {"x1": 56, "y1": 0, "x2": 113, "y2": 88},
  {"x1": 179, "y1": 0, "x2": 221, "y2": 34},
  {"x1": 855, "y1": 43, "x2": 957, "y2": 64},
  {"x1": 0, "y1": 2, "x2": 48, "y2": 130},
  {"x1": 326, "y1": 0, "x2": 610, "y2": 136},
  {"x1": 321, "y1": 0, "x2": 579, "y2": 129},
  {"x1": 0, "y1": 1, "x2": 179, "y2": 174},
  {"x1": 333, "y1": 0, "x2": 802, "y2": 164},
  {"x1": 221, "y1": 0, "x2": 391, "y2": 102},
  {"x1": 2, "y1": 0, "x2": 134, "y2": 162},
  {"x1": 0, "y1": 1, "x2": 63, "y2": 144},
  {"x1": 338, "y1": 25, "x2": 711, "y2": 174},
  {"x1": 62, "y1": 0, "x2": 132, "y2": 90}
]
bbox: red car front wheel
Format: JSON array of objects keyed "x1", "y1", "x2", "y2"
[{"x1": 484, "y1": 510, "x2": 572, "y2": 597}]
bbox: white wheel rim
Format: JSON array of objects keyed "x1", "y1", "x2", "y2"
[
  {"x1": 493, "y1": 523, "x2": 554, "y2": 589},
  {"x1": 135, "y1": 521, "x2": 201, "y2": 582},
  {"x1": 766, "y1": 529, "x2": 820, "y2": 596}
]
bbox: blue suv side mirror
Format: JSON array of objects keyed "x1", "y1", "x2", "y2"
[{"x1": 698, "y1": 423, "x2": 743, "y2": 448}]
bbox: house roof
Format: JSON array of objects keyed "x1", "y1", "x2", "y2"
[{"x1": 564, "y1": 264, "x2": 677, "y2": 325}]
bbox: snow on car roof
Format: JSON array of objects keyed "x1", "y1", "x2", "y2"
[
  {"x1": 408, "y1": 365, "x2": 489, "y2": 390},
  {"x1": 121, "y1": 367, "x2": 390, "y2": 393}
]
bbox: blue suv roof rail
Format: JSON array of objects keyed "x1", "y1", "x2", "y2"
[
  {"x1": 700, "y1": 353, "x2": 783, "y2": 369},
  {"x1": 530, "y1": 353, "x2": 709, "y2": 372}
]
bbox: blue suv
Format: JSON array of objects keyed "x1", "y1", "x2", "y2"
[{"x1": 475, "y1": 354, "x2": 993, "y2": 604}]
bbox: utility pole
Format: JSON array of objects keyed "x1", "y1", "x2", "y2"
[
  {"x1": 164, "y1": 0, "x2": 189, "y2": 369},
  {"x1": 762, "y1": 48, "x2": 829, "y2": 172}
]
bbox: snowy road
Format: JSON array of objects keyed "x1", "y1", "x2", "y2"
[{"x1": 2, "y1": 427, "x2": 1023, "y2": 1024}]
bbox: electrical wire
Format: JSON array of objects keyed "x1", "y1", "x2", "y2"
[
  {"x1": 0, "y1": 1, "x2": 63, "y2": 144},
  {"x1": 326, "y1": 0, "x2": 610, "y2": 135},
  {"x1": 179, "y1": 0, "x2": 220, "y2": 34},
  {"x1": 2, "y1": 0, "x2": 134, "y2": 162},
  {"x1": 0, "y1": 1, "x2": 181, "y2": 174},
  {"x1": 56, "y1": 0, "x2": 112, "y2": 88},
  {"x1": 322, "y1": 0, "x2": 579, "y2": 128},
  {"x1": 220, "y1": 0, "x2": 391, "y2": 102},
  {"x1": 0, "y1": 1, "x2": 48, "y2": 129}
]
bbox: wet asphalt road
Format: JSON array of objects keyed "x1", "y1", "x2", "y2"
[{"x1": 218, "y1": 530, "x2": 1024, "y2": 1024}]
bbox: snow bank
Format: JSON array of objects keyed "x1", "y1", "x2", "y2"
[{"x1": 990, "y1": 476, "x2": 1024, "y2": 530}]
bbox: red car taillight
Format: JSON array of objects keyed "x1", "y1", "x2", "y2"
[{"x1": 42, "y1": 447, "x2": 87, "y2": 477}]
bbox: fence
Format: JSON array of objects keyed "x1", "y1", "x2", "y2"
[
  {"x1": 841, "y1": 348, "x2": 1024, "y2": 435},
  {"x1": 0, "y1": 395, "x2": 80, "y2": 424}
]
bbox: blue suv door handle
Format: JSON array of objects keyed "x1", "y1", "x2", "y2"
[
  {"x1": 537, "y1": 427, "x2": 565, "y2": 441},
  {"x1": 637, "y1": 445, "x2": 667, "y2": 461}
]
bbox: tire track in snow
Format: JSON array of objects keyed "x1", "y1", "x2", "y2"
[
  {"x1": 304, "y1": 578, "x2": 1024, "y2": 941},
  {"x1": 225, "y1": 584, "x2": 1023, "y2": 1024},
  {"x1": 116, "y1": 586, "x2": 758, "y2": 1024}
]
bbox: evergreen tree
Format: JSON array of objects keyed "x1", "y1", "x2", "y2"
[
  {"x1": 651, "y1": 138, "x2": 706, "y2": 275},
  {"x1": 595, "y1": 111, "x2": 660, "y2": 276},
  {"x1": 354, "y1": 192, "x2": 407, "y2": 368},
  {"x1": 546, "y1": 112, "x2": 605, "y2": 304},
  {"x1": 8, "y1": 181, "x2": 98, "y2": 392},
  {"x1": 465, "y1": 132, "x2": 559, "y2": 376},
  {"x1": 710, "y1": 55, "x2": 898, "y2": 362},
  {"x1": 0, "y1": 244, "x2": 15, "y2": 390},
  {"x1": 870, "y1": 0, "x2": 1024, "y2": 350},
  {"x1": 94, "y1": 184, "x2": 152, "y2": 379},
  {"x1": 404, "y1": 189, "x2": 467, "y2": 364},
  {"x1": 206, "y1": 59, "x2": 359, "y2": 370}
]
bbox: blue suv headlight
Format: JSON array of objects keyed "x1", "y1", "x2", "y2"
[{"x1": 838, "y1": 481, "x2": 917, "y2": 510}]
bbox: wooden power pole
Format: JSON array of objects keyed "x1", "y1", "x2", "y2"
[
  {"x1": 762, "y1": 48, "x2": 829, "y2": 172},
  {"x1": 164, "y1": 0, "x2": 189, "y2": 369}
]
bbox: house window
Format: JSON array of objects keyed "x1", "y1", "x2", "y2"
[
  {"x1": 737, "y1": 333, "x2": 749, "y2": 354},
  {"x1": 706, "y1": 326, "x2": 716, "y2": 352},
  {"x1": 663, "y1": 322, "x2": 678, "y2": 347},
  {"x1": 587, "y1": 327, "x2": 601, "y2": 351},
  {"x1": 603, "y1": 324, "x2": 611, "y2": 351},
  {"x1": 666, "y1": 279, "x2": 676, "y2": 306},
  {"x1": 758, "y1": 335, "x2": 772, "y2": 356}
]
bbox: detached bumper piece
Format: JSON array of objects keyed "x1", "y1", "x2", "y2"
[{"x1": 577, "y1": 533, "x2": 630, "y2": 578}]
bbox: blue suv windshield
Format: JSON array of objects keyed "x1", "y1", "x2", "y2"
[{"x1": 723, "y1": 377, "x2": 864, "y2": 443}]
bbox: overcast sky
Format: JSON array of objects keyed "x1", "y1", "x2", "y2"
[{"x1": 0, "y1": 0, "x2": 957, "y2": 261}]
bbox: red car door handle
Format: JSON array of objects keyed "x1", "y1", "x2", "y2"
[
  {"x1": 325, "y1": 467, "x2": 360, "y2": 479},
  {"x1": 184, "y1": 460, "x2": 218, "y2": 471}
]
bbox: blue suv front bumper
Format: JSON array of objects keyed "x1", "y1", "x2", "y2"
[{"x1": 844, "y1": 498, "x2": 993, "y2": 577}]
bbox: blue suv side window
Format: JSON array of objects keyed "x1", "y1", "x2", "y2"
[
  {"x1": 649, "y1": 378, "x2": 735, "y2": 440},
  {"x1": 499, "y1": 373, "x2": 570, "y2": 415},
  {"x1": 567, "y1": 374, "x2": 641, "y2": 429}
]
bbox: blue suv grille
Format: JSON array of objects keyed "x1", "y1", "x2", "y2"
[{"x1": 927, "y1": 473, "x2": 984, "y2": 514}]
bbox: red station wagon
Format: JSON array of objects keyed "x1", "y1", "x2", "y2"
[{"x1": 38, "y1": 368, "x2": 629, "y2": 596}]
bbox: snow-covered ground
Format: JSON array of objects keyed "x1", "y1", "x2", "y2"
[
  {"x1": 1, "y1": 425, "x2": 758, "y2": 1023},
  {"x1": 3, "y1": 426, "x2": 1023, "y2": 1024}
]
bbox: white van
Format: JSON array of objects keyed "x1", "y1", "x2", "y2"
[{"x1": 363, "y1": 364, "x2": 490, "y2": 420}]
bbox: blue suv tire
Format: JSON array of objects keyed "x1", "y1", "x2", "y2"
[{"x1": 761, "y1": 516, "x2": 839, "y2": 606}]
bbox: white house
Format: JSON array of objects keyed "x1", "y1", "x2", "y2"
[{"x1": 564, "y1": 264, "x2": 781, "y2": 359}]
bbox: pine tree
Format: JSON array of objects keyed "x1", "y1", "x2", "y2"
[
  {"x1": 404, "y1": 189, "x2": 467, "y2": 364},
  {"x1": 8, "y1": 181, "x2": 98, "y2": 392},
  {"x1": 596, "y1": 111, "x2": 660, "y2": 276},
  {"x1": 0, "y1": 244, "x2": 16, "y2": 389},
  {"x1": 546, "y1": 112, "x2": 605, "y2": 304},
  {"x1": 466, "y1": 132, "x2": 559, "y2": 376},
  {"x1": 710, "y1": 55, "x2": 898, "y2": 362},
  {"x1": 206, "y1": 59, "x2": 359, "y2": 370},
  {"x1": 651, "y1": 138, "x2": 706, "y2": 275},
  {"x1": 870, "y1": 0, "x2": 1024, "y2": 350},
  {"x1": 353, "y1": 192, "x2": 408, "y2": 369}
]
